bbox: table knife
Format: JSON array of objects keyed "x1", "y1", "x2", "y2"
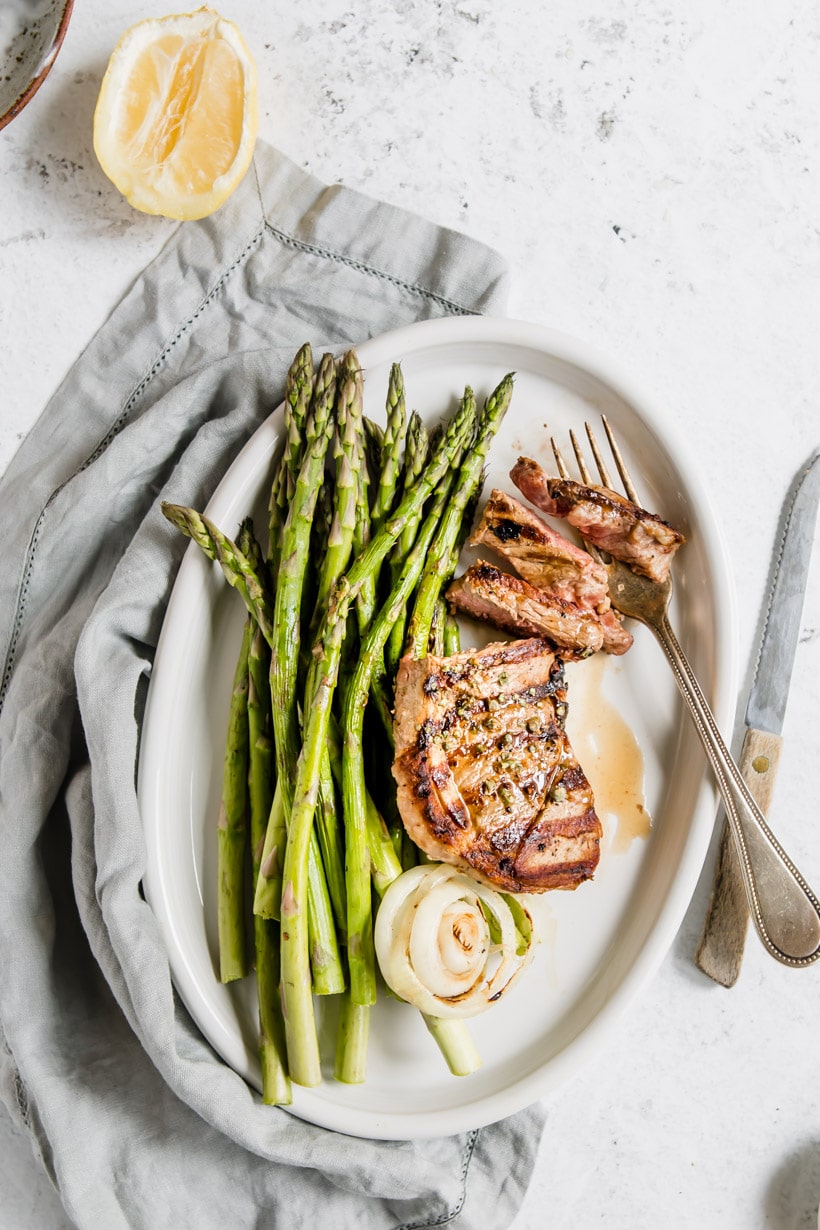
[{"x1": 696, "y1": 448, "x2": 820, "y2": 986}]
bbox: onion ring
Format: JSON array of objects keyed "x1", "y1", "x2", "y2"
[{"x1": 374, "y1": 864, "x2": 536, "y2": 1019}]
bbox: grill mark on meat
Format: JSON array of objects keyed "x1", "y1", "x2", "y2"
[
  {"x1": 393, "y1": 638, "x2": 602, "y2": 894},
  {"x1": 492, "y1": 519, "x2": 524, "y2": 542}
]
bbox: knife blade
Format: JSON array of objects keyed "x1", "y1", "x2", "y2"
[{"x1": 696, "y1": 448, "x2": 820, "y2": 986}]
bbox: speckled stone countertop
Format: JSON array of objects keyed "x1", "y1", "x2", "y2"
[{"x1": 2, "y1": 3, "x2": 820, "y2": 1227}]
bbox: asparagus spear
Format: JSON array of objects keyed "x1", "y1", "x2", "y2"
[
  {"x1": 247, "y1": 623, "x2": 291, "y2": 1105},
  {"x1": 371, "y1": 363, "x2": 406, "y2": 533},
  {"x1": 313, "y1": 356, "x2": 374, "y2": 950},
  {"x1": 362, "y1": 416, "x2": 383, "y2": 482},
  {"x1": 238, "y1": 523, "x2": 276, "y2": 842},
  {"x1": 430, "y1": 483, "x2": 478, "y2": 657},
  {"x1": 162, "y1": 505, "x2": 274, "y2": 644},
  {"x1": 306, "y1": 471, "x2": 348, "y2": 936},
  {"x1": 304, "y1": 477, "x2": 333, "y2": 640},
  {"x1": 384, "y1": 411, "x2": 429, "y2": 674},
  {"x1": 438, "y1": 489, "x2": 477, "y2": 659},
  {"x1": 350, "y1": 417, "x2": 377, "y2": 640},
  {"x1": 316, "y1": 748, "x2": 347, "y2": 937},
  {"x1": 312, "y1": 352, "x2": 363, "y2": 622},
  {"x1": 407, "y1": 374, "x2": 514, "y2": 655},
  {"x1": 269, "y1": 343, "x2": 314, "y2": 574},
  {"x1": 367, "y1": 673, "x2": 394, "y2": 744},
  {"x1": 443, "y1": 608, "x2": 461, "y2": 656},
  {"x1": 264, "y1": 352, "x2": 345, "y2": 996},
  {"x1": 350, "y1": 363, "x2": 404, "y2": 659},
  {"x1": 394, "y1": 412, "x2": 430, "y2": 551},
  {"x1": 334, "y1": 994, "x2": 370, "y2": 1085},
  {"x1": 324, "y1": 709, "x2": 398, "y2": 889},
  {"x1": 282, "y1": 342, "x2": 314, "y2": 493},
  {"x1": 422, "y1": 1019, "x2": 482, "y2": 1076},
  {"x1": 349, "y1": 370, "x2": 409, "y2": 730},
  {"x1": 269, "y1": 351, "x2": 335, "y2": 809},
  {"x1": 255, "y1": 782, "x2": 286, "y2": 919},
  {"x1": 279, "y1": 390, "x2": 477, "y2": 1087},
  {"x1": 217, "y1": 617, "x2": 252, "y2": 983},
  {"x1": 239, "y1": 524, "x2": 289, "y2": 1101}
]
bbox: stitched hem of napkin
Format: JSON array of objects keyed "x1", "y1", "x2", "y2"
[
  {"x1": 262, "y1": 220, "x2": 475, "y2": 318},
  {"x1": 393, "y1": 1130, "x2": 478, "y2": 1230}
]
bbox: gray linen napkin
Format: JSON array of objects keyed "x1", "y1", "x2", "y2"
[{"x1": 0, "y1": 142, "x2": 545, "y2": 1230}]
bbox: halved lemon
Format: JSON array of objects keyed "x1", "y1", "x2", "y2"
[{"x1": 93, "y1": 7, "x2": 258, "y2": 221}]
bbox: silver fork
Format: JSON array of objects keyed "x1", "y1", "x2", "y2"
[{"x1": 553, "y1": 419, "x2": 820, "y2": 968}]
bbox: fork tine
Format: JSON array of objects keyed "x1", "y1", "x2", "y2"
[
  {"x1": 601, "y1": 415, "x2": 640, "y2": 503},
  {"x1": 569, "y1": 429, "x2": 593, "y2": 484},
  {"x1": 584, "y1": 421, "x2": 615, "y2": 489},
  {"x1": 550, "y1": 435, "x2": 571, "y2": 479}
]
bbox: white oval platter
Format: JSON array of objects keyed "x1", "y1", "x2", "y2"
[{"x1": 138, "y1": 316, "x2": 737, "y2": 1140}]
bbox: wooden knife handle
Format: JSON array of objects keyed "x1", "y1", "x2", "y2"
[{"x1": 695, "y1": 727, "x2": 783, "y2": 986}]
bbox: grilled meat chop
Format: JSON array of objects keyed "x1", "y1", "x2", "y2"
[
  {"x1": 511, "y1": 457, "x2": 685, "y2": 584},
  {"x1": 447, "y1": 562, "x2": 604, "y2": 655},
  {"x1": 392, "y1": 637, "x2": 602, "y2": 893},
  {"x1": 469, "y1": 489, "x2": 632, "y2": 654}
]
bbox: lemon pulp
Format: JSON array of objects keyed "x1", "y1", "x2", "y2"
[{"x1": 94, "y1": 8, "x2": 258, "y2": 221}]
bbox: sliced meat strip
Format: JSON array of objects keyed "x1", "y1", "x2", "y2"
[
  {"x1": 392, "y1": 637, "x2": 602, "y2": 893},
  {"x1": 470, "y1": 489, "x2": 633, "y2": 655},
  {"x1": 471, "y1": 488, "x2": 609, "y2": 607},
  {"x1": 447, "y1": 562, "x2": 604, "y2": 656},
  {"x1": 511, "y1": 457, "x2": 685, "y2": 584}
]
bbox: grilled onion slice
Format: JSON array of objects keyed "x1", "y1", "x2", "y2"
[{"x1": 374, "y1": 864, "x2": 535, "y2": 1019}]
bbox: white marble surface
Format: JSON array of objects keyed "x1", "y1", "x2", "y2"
[{"x1": 2, "y1": 1, "x2": 820, "y2": 1227}]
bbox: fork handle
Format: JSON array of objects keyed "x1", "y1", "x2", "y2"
[{"x1": 654, "y1": 615, "x2": 820, "y2": 967}]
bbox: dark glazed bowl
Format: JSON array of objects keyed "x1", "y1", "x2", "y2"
[{"x1": 0, "y1": 0, "x2": 74, "y2": 132}]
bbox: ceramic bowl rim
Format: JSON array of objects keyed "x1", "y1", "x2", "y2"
[{"x1": 0, "y1": 0, "x2": 75, "y2": 133}]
